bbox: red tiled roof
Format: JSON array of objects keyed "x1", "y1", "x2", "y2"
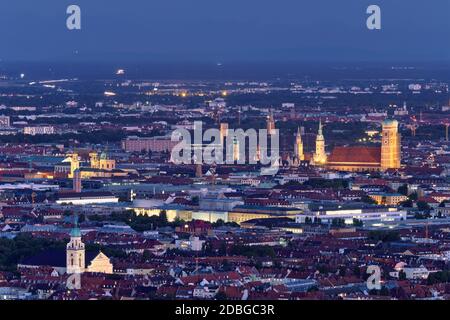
[{"x1": 328, "y1": 146, "x2": 381, "y2": 164}]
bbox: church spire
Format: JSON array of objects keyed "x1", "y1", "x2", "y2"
[
  {"x1": 295, "y1": 127, "x2": 304, "y2": 162},
  {"x1": 313, "y1": 119, "x2": 327, "y2": 165},
  {"x1": 66, "y1": 214, "x2": 85, "y2": 274}
]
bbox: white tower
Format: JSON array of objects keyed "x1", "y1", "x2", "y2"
[
  {"x1": 313, "y1": 120, "x2": 327, "y2": 165},
  {"x1": 66, "y1": 216, "x2": 85, "y2": 274},
  {"x1": 295, "y1": 127, "x2": 305, "y2": 161}
]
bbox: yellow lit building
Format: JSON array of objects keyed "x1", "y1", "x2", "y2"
[
  {"x1": 381, "y1": 119, "x2": 401, "y2": 170},
  {"x1": 63, "y1": 151, "x2": 123, "y2": 179},
  {"x1": 313, "y1": 120, "x2": 327, "y2": 165},
  {"x1": 228, "y1": 206, "x2": 301, "y2": 225},
  {"x1": 369, "y1": 193, "x2": 408, "y2": 206},
  {"x1": 326, "y1": 119, "x2": 401, "y2": 172}
]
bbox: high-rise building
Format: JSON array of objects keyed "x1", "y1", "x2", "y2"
[{"x1": 381, "y1": 119, "x2": 401, "y2": 170}]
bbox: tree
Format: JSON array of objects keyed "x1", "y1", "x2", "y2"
[
  {"x1": 380, "y1": 286, "x2": 390, "y2": 296},
  {"x1": 191, "y1": 196, "x2": 200, "y2": 206},
  {"x1": 361, "y1": 195, "x2": 377, "y2": 205},
  {"x1": 368, "y1": 230, "x2": 400, "y2": 242},
  {"x1": 417, "y1": 201, "x2": 431, "y2": 212},
  {"x1": 439, "y1": 201, "x2": 449, "y2": 208},
  {"x1": 332, "y1": 218, "x2": 346, "y2": 227},
  {"x1": 399, "y1": 199, "x2": 413, "y2": 208},
  {"x1": 78, "y1": 214, "x2": 86, "y2": 223},
  {"x1": 409, "y1": 193, "x2": 418, "y2": 201},
  {"x1": 159, "y1": 210, "x2": 168, "y2": 224}
]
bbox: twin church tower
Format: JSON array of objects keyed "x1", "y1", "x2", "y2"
[{"x1": 293, "y1": 119, "x2": 401, "y2": 172}]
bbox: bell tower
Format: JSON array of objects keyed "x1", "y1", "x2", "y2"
[
  {"x1": 267, "y1": 109, "x2": 276, "y2": 135},
  {"x1": 381, "y1": 119, "x2": 401, "y2": 170},
  {"x1": 66, "y1": 215, "x2": 85, "y2": 274},
  {"x1": 295, "y1": 127, "x2": 304, "y2": 161},
  {"x1": 313, "y1": 120, "x2": 327, "y2": 165}
]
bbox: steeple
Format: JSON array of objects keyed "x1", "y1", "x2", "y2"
[
  {"x1": 267, "y1": 108, "x2": 276, "y2": 135},
  {"x1": 66, "y1": 214, "x2": 85, "y2": 274},
  {"x1": 313, "y1": 119, "x2": 327, "y2": 165},
  {"x1": 70, "y1": 214, "x2": 81, "y2": 238},
  {"x1": 232, "y1": 136, "x2": 240, "y2": 162},
  {"x1": 317, "y1": 119, "x2": 323, "y2": 137},
  {"x1": 295, "y1": 127, "x2": 304, "y2": 161}
]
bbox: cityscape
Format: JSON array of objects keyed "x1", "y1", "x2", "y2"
[
  {"x1": 0, "y1": 0, "x2": 449, "y2": 305},
  {"x1": 0, "y1": 65, "x2": 449, "y2": 301}
]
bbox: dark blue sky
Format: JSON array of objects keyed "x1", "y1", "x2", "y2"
[{"x1": 0, "y1": 0, "x2": 448, "y2": 62}]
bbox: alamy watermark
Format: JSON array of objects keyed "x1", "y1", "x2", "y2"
[
  {"x1": 66, "y1": 273, "x2": 81, "y2": 290},
  {"x1": 366, "y1": 265, "x2": 382, "y2": 290},
  {"x1": 66, "y1": 5, "x2": 81, "y2": 30},
  {"x1": 170, "y1": 122, "x2": 280, "y2": 175},
  {"x1": 66, "y1": 5, "x2": 381, "y2": 31}
]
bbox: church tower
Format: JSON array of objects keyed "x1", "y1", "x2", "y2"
[
  {"x1": 233, "y1": 136, "x2": 240, "y2": 162},
  {"x1": 73, "y1": 169, "x2": 82, "y2": 193},
  {"x1": 267, "y1": 109, "x2": 276, "y2": 135},
  {"x1": 313, "y1": 120, "x2": 327, "y2": 165},
  {"x1": 294, "y1": 127, "x2": 304, "y2": 161},
  {"x1": 66, "y1": 216, "x2": 85, "y2": 274},
  {"x1": 68, "y1": 153, "x2": 80, "y2": 178},
  {"x1": 381, "y1": 119, "x2": 401, "y2": 170}
]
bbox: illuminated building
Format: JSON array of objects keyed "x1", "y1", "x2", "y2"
[
  {"x1": 380, "y1": 119, "x2": 401, "y2": 170},
  {"x1": 67, "y1": 153, "x2": 80, "y2": 178},
  {"x1": 219, "y1": 123, "x2": 229, "y2": 144},
  {"x1": 56, "y1": 191, "x2": 119, "y2": 205},
  {"x1": 23, "y1": 126, "x2": 55, "y2": 136},
  {"x1": 233, "y1": 136, "x2": 240, "y2": 162},
  {"x1": 294, "y1": 127, "x2": 304, "y2": 163},
  {"x1": 73, "y1": 169, "x2": 82, "y2": 193},
  {"x1": 64, "y1": 151, "x2": 122, "y2": 179},
  {"x1": 228, "y1": 205, "x2": 301, "y2": 225},
  {"x1": 66, "y1": 217, "x2": 85, "y2": 274},
  {"x1": 296, "y1": 205, "x2": 407, "y2": 225},
  {"x1": 369, "y1": 193, "x2": 408, "y2": 206},
  {"x1": 267, "y1": 110, "x2": 276, "y2": 135},
  {"x1": 313, "y1": 120, "x2": 327, "y2": 165},
  {"x1": 326, "y1": 119, "x2": 402, "y2": 172}
]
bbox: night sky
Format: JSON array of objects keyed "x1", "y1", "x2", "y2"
[{"x1": 0, "y1": 0, "x2": 449, "y2": 62}]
